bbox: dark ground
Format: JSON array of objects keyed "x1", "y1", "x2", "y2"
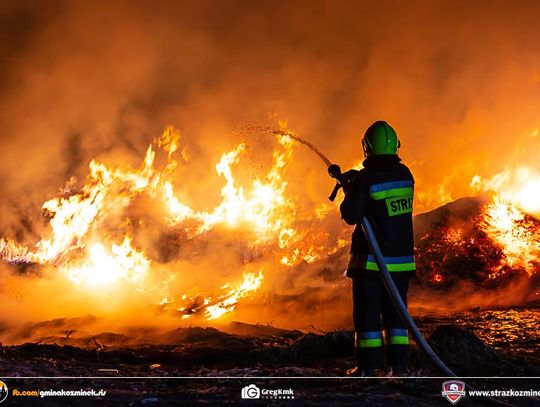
[{"x1": 0, "y1": 307, "x2": 538, "y2": 405}]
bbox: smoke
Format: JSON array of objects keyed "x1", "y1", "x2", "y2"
[
  {"x1": 2, "y1": 1, "x2": 540, "y2": 210},
  {"x1": 1, "y1": 0, "x2": 540, "y2": 341}
]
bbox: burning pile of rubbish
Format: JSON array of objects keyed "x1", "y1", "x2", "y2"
[
  {"x1": 0, "y1": 126, "x2": 538, "y2": 331},
  {"x1": 414, "y1": 195, "x2": 540, "y2": 289}
]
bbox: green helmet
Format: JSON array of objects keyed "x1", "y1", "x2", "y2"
[{"x1": 362, "y1": 121, "x2": 400, "y2": 157}]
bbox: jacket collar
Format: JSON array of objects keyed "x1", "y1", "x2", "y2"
[{"x1": 362, "y1": 154, "x2": 401, "y2": 169}]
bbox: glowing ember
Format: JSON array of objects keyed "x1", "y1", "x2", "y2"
[{"x1": 432, "y1": 273, "x2": 444, "y2": 283}]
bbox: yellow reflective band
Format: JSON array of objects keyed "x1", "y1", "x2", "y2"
[
  {"x1": 365, "y1": 261, "x2": 416, "y2": 272},
  {"x1": 358, "y1": 338, "x2": 383, "y2": 348},
  {"x1": 370, "y1": 187, "x2": 413, "y2": 200},
  {"x1": 389, "y1": 336, "x2": 409, "y2": 345}
]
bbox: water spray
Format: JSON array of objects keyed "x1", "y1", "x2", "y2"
[
  {"x1": 242, "y1": 124, "x2": 333, "y2": 167},
  {"x1": 239, "y1": 124, "x2": 350, "y2": 200}
]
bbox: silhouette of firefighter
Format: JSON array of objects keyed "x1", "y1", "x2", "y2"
[{"x1": 330, "y1": 121, "x2": 415, "y2": 376}]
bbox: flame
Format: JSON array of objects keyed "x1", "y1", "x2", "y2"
[
  {"x1": 62, "y1": 237, "x2": 150, "y2": 289},
  {"x1": 197, "y1": 134, "x2": 295, "y2": 239},
  {"x1": 471, "y1": 166, "x2": 540, "y2": 278},
  {"x1": 471, "y1": 167, "x2": 540, "y2": 216},
  {"x1": 172, "y1": 271, "x2": 264, "y2": 320},
  {"x1": 415, "y1": 166, "x2": 540, "y2": 285},
  {"x1": 204, "y1": 271, "x2": 264, "y2": 320},
  {"x1": 1, "y1": 124, "x2": 538, "y2": 324},
  {"x1": 480, "y1": 200, "x2": 539, "y2": 278},
  {"x1": 0, "y1": 126, "x2": 334, "y2": 320}
]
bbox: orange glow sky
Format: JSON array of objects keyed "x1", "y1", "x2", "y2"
[{"x1": 1, "y1": 0, "x2": 540, "y2": 218}]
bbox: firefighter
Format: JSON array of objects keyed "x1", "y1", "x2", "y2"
[{"x1": 331, "y1": 121, "x2": 415, "y2": 376}]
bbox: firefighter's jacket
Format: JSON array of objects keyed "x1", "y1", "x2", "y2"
[{"x1": 340, "y1": 155, "x2": 415, "y2": 278}]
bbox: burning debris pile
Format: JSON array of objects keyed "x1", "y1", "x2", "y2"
[
  {"x1": 414, "y1": 195, "x2": 540, "y2": 290},
  {"x1": 0, "y1": 125, "x2": 538, "y2": 333}
]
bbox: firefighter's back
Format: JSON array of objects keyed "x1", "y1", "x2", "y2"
[{"x1": 347, "y1": 156, "x2": 415, "y2": 277}]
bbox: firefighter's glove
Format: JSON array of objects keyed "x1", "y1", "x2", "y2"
[{"x1": 327, "y1": 164, "x2": 341, "y2": 179}]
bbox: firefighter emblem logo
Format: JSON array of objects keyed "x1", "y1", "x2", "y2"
[
  {"x1": 441, "y1": 380, "x2": 465, "y2": 404},
  {"x1": 0, "y1": 381, "x2": 8, "y2": 403}
]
